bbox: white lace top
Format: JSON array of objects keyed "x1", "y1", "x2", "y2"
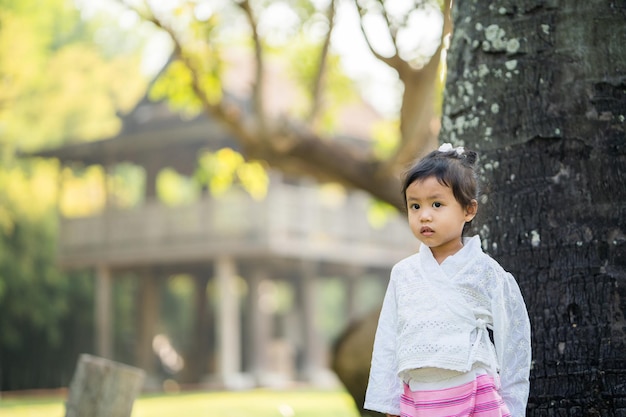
[{"x1": 364, "y1": 236, "x2": 531, "y2": 417}]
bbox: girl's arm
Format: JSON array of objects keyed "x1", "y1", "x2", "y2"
[
  {"x1": 492, "y1": 272, "x2": 532, "y2": 417},
  {"x1": 363, "y1": 271, "x2": 403, "y2": 416}
]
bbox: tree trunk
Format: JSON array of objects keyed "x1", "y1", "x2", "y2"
[
  {"x1": 65, "y1": 354, "x2": 145, "y2": 417},
  {"x1": 442, "y1": 1, "x2": 626, "y2": 416},
  {"x1": 332, "y1": 308, "x2": 384, "y2": 417}
]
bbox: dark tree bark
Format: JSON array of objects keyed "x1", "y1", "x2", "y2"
[{"x1": 441, "y1": 1, "x2": 626, "y2": 415}]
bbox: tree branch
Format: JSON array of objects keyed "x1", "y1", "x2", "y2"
[
  {"x1": 387, "y1": 0, "x2": 454, "y2": 168},
  {"x1": 442, "y1": 0, "x2": 453, "y2": 40},
  {"x1": 120, "y1": 0, "x2": 415, "y2": 210},
  {"x1": 355, "y1": 1, "x2": 403, "y2": 70},
  {"x1": 255, "y1": 121, "x2": 405, "y2": 210},
  {"x1": 307, "y1": 0, "x2": 336, "y2": 122},
  {"x1": 236, "y1": 0, "x2": 267, "y2": 135},
  {"x1": 118, "y1": 1, "x2": 258, "y2": 145},
  {"x1": 376, "y1": 0, "x2": 398, "y2": 45}
]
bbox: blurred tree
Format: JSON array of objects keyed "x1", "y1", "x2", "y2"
[
  {"x1": 0, "y1": 162, "x2": 98, "y2": 389},
  {"x1": 124, "y1": 0, "x2": 451, "y2": 210},
  {"x1": 0, "y1": 0, "x2": 146, "y2": 152},
  {"x1": 0, "y1": 0, "x2": 147, "y2": 389}
]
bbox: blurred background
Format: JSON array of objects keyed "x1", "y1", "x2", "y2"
[
  {"x1": 4, "y1": 2, "x2": 625, "y2": 416},
  {"x1": 0, "y1": 0, "x2": 445, "y2": 407}
]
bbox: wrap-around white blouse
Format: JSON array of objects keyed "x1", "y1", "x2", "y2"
[{"x1": 364, "y1": 236, "x2": 531, "y2": 417}]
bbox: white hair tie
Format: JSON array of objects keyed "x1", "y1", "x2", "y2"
[{"x1": 438, "y1": 143, "x2": 465, "y2": 155}]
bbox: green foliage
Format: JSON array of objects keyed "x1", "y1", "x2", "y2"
[
  {"x1": 0, "y1": 202, "x2": 62, "y2": 349},
  {"x1": 371, "y1": 119, "x2": 401, "y2": 159},
  {"x1": 0, "y1": 159, "x2": 98, "y2": 390},
  {"x1": 0, "y1": 173, "x2": 96, "y2": 389},
  {"x1": 149, "y1": 11, "x2": 223, "y2": 117},
  {"x1": 149, "y1": 59, "x2": 207, "y2": 117},
  {"x1": 0, "y1": 0, "x2": 146, "y2": 151},
  {"x1": 109, "y1": 163, "x2": 145, "y2": 209},
  {"x1": 367, "y1": 198, "x2": 399, "y2": 229},
  {"x1": 0, "y1": 0, "x2": 147, "y2": 390},
  {"x1": 157, "y1": 167, "x2": 202, "y2": 206},
  {"x1": 58, "y1": 165, "x2": 107, "y2": 217},
  {"x1": 315, "y1": 278, "x2": 348, "y2": 341},
  {"x1": 195, "y1": 148, "x2": 269, "y2": 200},
  {"x1": 286, "y1": 38, "x2": 359, "y2": 131}
]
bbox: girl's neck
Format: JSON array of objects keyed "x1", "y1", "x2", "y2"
[{"x1": 432, "y1": 239, "x2": 464, "y2": 264}]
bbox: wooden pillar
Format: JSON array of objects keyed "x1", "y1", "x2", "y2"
[
  {"x1": 144, "y1": 160, "x2": 160, "y2": 200},
  {"x1": 247, "y1": 267, "x2": 273, "y2": 384},
  {"x1": 135, "y1": 269, "x2": 159, "y2": 379},
  {"x1": 215, "y1": 256, "x2": 241, "y2": 386},
  {"x1": 185, "y1": 274, "x2": 210, "y2": 383},
  {"x1": 95, "y1": 264, "x2": 113, "y2": 359},
  {"x1": 299, "y1": 260, "x2": 323, "y2": 381},
  {"x1": 345, "y1": 275, "x2": 358, "y2": 324},
  {"x1": 345, "y1": 266, "x2": 364, "y2": 324}
]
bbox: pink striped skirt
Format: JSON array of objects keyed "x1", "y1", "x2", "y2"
[{"x1": 400, "y1": 373, "x2": 511, "y2": 417}]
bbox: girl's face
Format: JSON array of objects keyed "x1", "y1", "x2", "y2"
[{"x1": 406, "y1": 176, "x2": 477, "y2": 264}]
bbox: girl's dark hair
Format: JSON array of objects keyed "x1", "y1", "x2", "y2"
[{"x1": 401, "y1": 146, "x2": 480, "y2": 214}]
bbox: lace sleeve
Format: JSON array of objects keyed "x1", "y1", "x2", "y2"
[
  {"x1": 492, "y1": 271, "x2": 532, "y2": 417},
  {"x1": 364, "y1": 273, "x2": 403, "y2": 415}
]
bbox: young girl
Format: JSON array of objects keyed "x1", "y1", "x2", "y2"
[{"x1": 364, "y1": 144, "x2": 531, "y2": 417}]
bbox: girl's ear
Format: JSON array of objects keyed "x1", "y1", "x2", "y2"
[{"x1": 465, "y1": 199, "x2": 478, "y2": 222}]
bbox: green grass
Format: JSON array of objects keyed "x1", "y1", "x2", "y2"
[{"x1": 0, "y1": 389, "x2": 361, "y2": 417}]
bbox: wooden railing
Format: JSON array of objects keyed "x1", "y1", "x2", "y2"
[{"x1": 57, "y1": 185, "x2": 417, "y2": 268}]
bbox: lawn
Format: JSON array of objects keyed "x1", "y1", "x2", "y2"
[{"x1": 0, "y1": 389, "x2": 362, "y2": 417}]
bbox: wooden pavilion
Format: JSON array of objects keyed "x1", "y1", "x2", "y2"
[{"x1": 33, "y1": 88, "x2": 417, "y2": 390}]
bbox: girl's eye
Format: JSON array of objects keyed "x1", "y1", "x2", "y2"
[
  {"x1": 433, "y1": 202, "x2": 442, "y2": 208},
  {"x1": 410, "y1": 203, "x2": 420, "y2": 210}
]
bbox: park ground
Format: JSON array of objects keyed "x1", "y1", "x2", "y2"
[{"x1": 0, "y1": 388, "x2": 361, "y2": 417}]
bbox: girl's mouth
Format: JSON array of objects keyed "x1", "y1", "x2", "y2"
[{"x1": 420, "y1": 226, "x2": 434, "y2": 236}]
